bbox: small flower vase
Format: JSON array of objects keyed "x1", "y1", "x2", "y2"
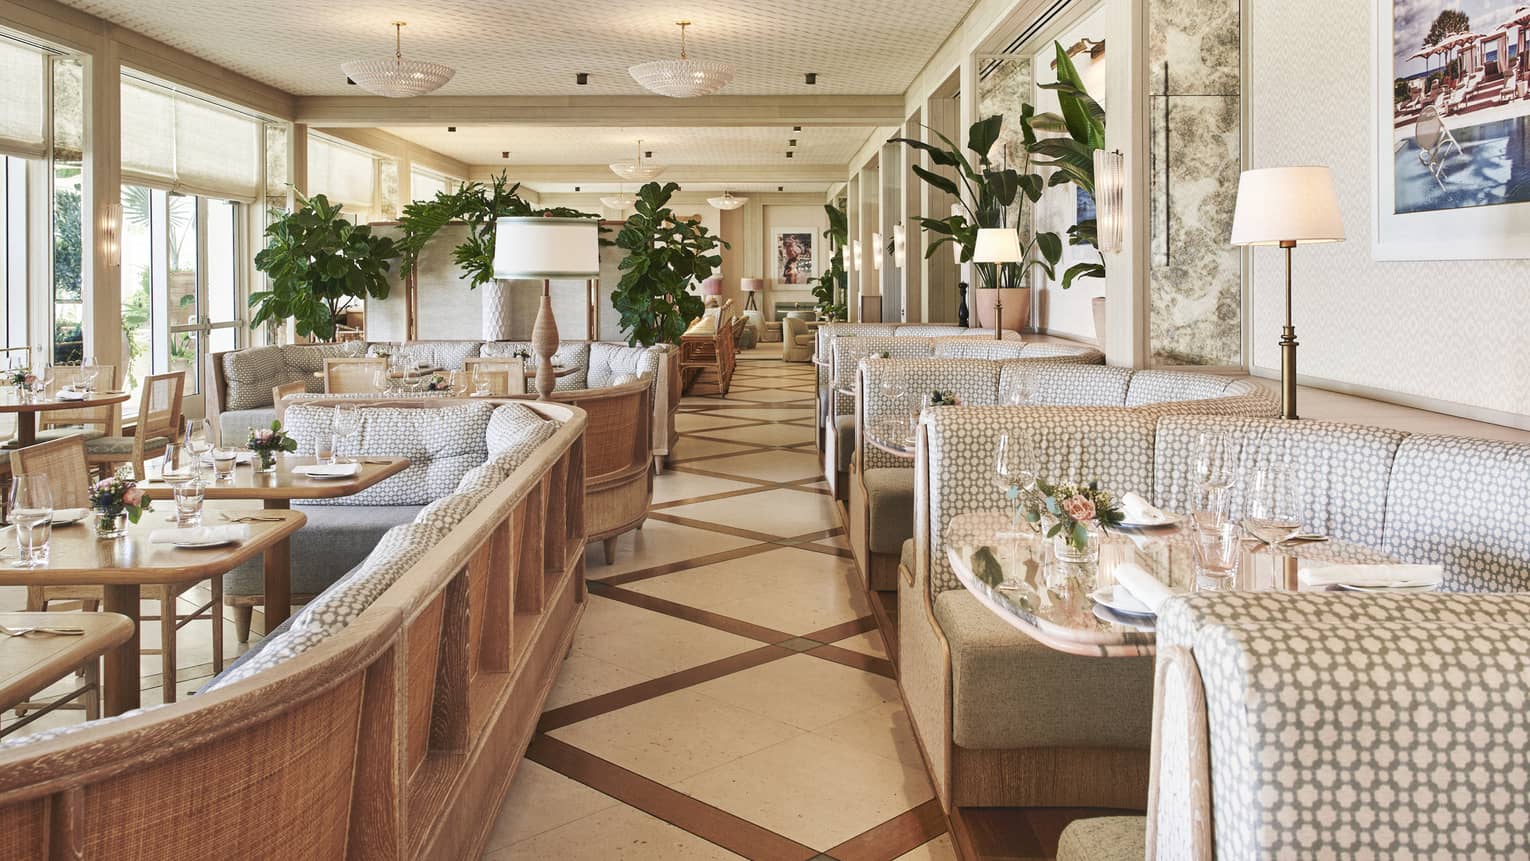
[
  {"x1": 1051, "y1": 523, "x2": 1100, "y2": 565},
  {"x1": 94, "y1": 510, "x2": 128, "y2": 539},
  {"x1": 255, "y1": 450, "x2": 277, "y2": 473}
]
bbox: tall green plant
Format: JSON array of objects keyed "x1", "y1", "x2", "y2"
[
  {"x1": 1029, "y1": 42, "x2": 1107, "y2": 288},
  {"x1": 811, "y1": 201, "x2": 848, "y2": 320},
  {"x1": 894, "y1": 113, "x2": 1061, "y2": 291},
  {"x1": 251, "y1": 193, "x2": 399, "y2": 340},
  {"x1": 612, "y1": 182, "x2": 729, "y2": 347}
]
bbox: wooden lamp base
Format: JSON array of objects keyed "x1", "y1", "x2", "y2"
[{"x1": 532, "y1": 280, "x2": 558, "y2": 401}]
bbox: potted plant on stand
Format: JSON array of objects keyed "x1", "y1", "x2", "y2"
[
  {"x1": 611, "y1": 182, "x2": 729, "y2": 347},
  {"x1": 251, "y1": 193, "x2": 400, "y2": 342},
  {"x1": 811, "y1": 202, "x2": 848, "y2": 321}
]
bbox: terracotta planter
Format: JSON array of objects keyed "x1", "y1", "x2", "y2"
[{"x1": 972, "y1": 287, "x2": 1031, "y2": 333}]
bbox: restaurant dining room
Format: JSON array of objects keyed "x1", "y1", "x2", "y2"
[{"x1": 0, "y1": 0, "x2": 1527, "y2": 858}]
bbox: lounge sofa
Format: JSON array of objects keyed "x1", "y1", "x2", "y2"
[
  {"x1": 1058, "y1": 591, "x2": 1530, "y2": 860},
  {"x1": 0, "y1": 399, "x2": 588, "y2": 859},
  {"x1": 850, "y1": 362, "x2": 1275, "y2": 591},
  {"x1": 823, "y1": 337, "x2": 1106, "y2": 500},
  {"x1": 905, "y1": 407, "x2": 1530, "y2": 811},
  {"x1": 207, "y1": 338, "x2": 681, "y2": 471}
]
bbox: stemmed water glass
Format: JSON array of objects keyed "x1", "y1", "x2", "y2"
[
  {"x1": 9, "y1": 474, "x2": 52, "y2": 568},
  {"x1": 1243, "y1": 464, "x2": 1303, "y2": 546},
  {"x1": 992, "y1": 431, "x2": 1039, "y2": 501},
  {"x1": 30, "y1": 364, "x2": 51, "y2": 400},
  {"x1": 184, "y1": 418, "x2": 214, "y2": 479},
  {"x1": 999, "y1": 368, "x2": 1038, "y2": 406},
  {"x1": 77, "y1": 362, "x2": 100, "y2": 393},
  {"x1": 1192, "y1": 432, "x2": 1234, "y2": 530},
  {"x1": 332, "y1": 404, "x2": 363, "y2": 464}
]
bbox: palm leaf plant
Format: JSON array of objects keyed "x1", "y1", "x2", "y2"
[
  {"x1": 612, "y1": 182, "x2": 729, "y2": 347},
  {"x1": 811, "y1": 201, "x2": 849, "y2": 320},
  {"x1": 251, "y1": 192, "x2": 399, "y2": 341},
  {"x1": 1028, "y1": 42, "x2": 1108, "y2": 288}
]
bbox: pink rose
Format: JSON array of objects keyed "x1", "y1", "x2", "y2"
[
  {"x1": 1060, "y1": 494, "x2": 1096, "y2": 523},
  {"x1": 123, "y1": 488, "x2": 145, "y2": 507},
  {"x1": 94, "y1": 478, "x2": 113, "y2": 491},
  {"x1": 22, "y1": 374, "x2": 34, "y2": 385},
  {"x1": 253, "y1": 429, "x2": 273, "y2": 442}
]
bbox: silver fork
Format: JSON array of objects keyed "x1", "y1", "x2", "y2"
[
  {"x1": 219, "y1": 514, "x2": 285, "y2": 523},
  {"x1": 0, "y1": 625, "x2": 84, "y2": 637}
]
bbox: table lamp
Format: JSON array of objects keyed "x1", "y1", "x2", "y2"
[
  {"x1": 700, "y1": 276, "x2": 724, "y2": 308},
  {"x1": 493, "y1": 216, "x2": 601, "y2": 400},
  {"x1": 1230, "y1": 166, "x2": 1345, "y2": 420},
  {"x1": 972, "y1": 228, "x2": 1023, "y2": 341},
  {"x1": 741, "y1": 277, "x2": 765, "y2": 311}
]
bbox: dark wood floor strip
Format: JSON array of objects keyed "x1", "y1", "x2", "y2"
[
  {"x1": 645, "y1": 511, "x2": 793, "y2": 544},
  {"x1": 527, "y1": 735, "x2": 820, "y2": 861},
  {"x1": 593, "y1": 542, "x2": 780, "y2": 587},
  {"x1": 589, "y1": 581, "x2": 796, "y2": 644},
  {"x1": 827, "y1": 798, "x2": 948, "y2": 861},
  {"x1": 803, "y1": 615, "x2": 879, "y2": 644},
  {"x1": 805, "y1": 643, "x2": 896, "y2": 679}
]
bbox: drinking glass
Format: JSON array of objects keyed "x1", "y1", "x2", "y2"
[
  {"x1": 1244, "y1": 465, "x2": 1303, "y2": 545},
  {"x1": 1194, "y1": 520, "x2": 1242, "y2": 582},
  {"x1": 448, "y1": 370, "x2": 470, "y2": 396},
  {"x1": 992, "y1": 431, "x2": 1039, "y2": 500},
  {"x1": 173, "y1": 481, "x2": 205, "y2": 527},
  {"x1": 30, "y1": 364, "x2": 50, "y2": 400},
  {"x1": 77, "y1": 363, "x2": 100, "y2": 393},
  {"x1": 332, "y1": 404, "x2": 363, "y2": 463},
  {"x1": 315, "y1": 433, "x2": 336, "y2": 465},
  {"x1": 472, "y1": 367, "x2": 491, "y2": 396},
  {"x1": 10, "y1": 474, "x2": 52, "y2": 568},
  {"x1": 184, "y1": 418, "x2": 214, "y2": 479},
  {"x1": 159, "y1": 443, "x2": 195, "y2": 486},
  {"x1": 1000, "y1": 368, "x2": 1038, "y2": 406},
  {"x1": 1192, "y1": 432, "x2": 1234, "y2": 531},
  {"x1": 211, "y1": 447, "x2": 238, "y2": 481}
]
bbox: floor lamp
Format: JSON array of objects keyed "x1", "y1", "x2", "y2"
[
  {"x1": 1230, "y1": 166, "x2": 1345, "y2": 420},
  {"x1": 973, "y1": 228, "x2": 1022, "y2": 341},
  {"x1": 492, "y1": 216, "x2": 602, "y2": 401}
]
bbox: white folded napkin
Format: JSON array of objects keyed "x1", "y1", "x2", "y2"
[
  {"x1": 48, "y1": 507, "x2": 91, "y2": 524},
  {"x1": 1121, "y1": 492, "x2": 1171, "y2": 525},
  {"x1": 293, "y1": 463, "x2": 361, "y2": 478},
  {"x1": 1113, "y1": 563, "x2": 1177, "y2": 613},
  {"x1": 56, "y1": 390, "x2": 87, "y2": 401},
  {"x1": 1298, "y1": 563, "x2": 1444, "y2": 590},
  {"x1": 149, "y1": 524, "x2": 250, "y2": 545}
]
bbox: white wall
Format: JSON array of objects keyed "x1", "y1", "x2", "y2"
[{"x1": 1250, "y1": 0, "x2": 1530, "y2": 425}]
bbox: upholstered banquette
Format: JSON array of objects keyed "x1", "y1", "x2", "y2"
[
  {"x1": 1059, "y1": 591, "x2": 1530, "y2": 860},
  {"x1": 905, "y1": 407, "x2": 1530, "y2": 813},
  {"x1": 822, "y1": 337, "x2": 1107, "y2": 499},
  {"x1": 0, "y1": 400, "x2": 588, "y2": 860},
  {"x1": 208, "y1": 338, "x2": 680, "y2": 471},
  {"x1": 850, "y1": 363, "x2": 1275, "y2": 590}
]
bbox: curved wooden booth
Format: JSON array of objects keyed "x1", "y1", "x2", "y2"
[{"x1": 0, "y1": 402, "x2": 588, "y2": 860}]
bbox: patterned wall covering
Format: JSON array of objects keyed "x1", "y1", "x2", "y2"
[
  {"x1": 1148, "y1": 0, "x2": 1243, "y2": 366},
  {"x1": 1249, "y1": 0, "x2": 1530, "y2": 419}
]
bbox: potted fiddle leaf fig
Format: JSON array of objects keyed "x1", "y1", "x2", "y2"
[
  {"x1": 251, "y1": 193, "x2": 399, "y2": 341},
  {"x1": 612, "y1": 181, "x2": 729, "y2": 347}
]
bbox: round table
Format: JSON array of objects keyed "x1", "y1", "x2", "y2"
[{"x1": 0, "y1": 390, "x2": 132, "y2": 447}]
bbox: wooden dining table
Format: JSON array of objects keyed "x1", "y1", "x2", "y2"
[
  {"x1": 138, "y1": 455, "x2": 409, "y2": 632},
  {"x1": 0, "y1": 611, "x2": 134, "y2": 731},
  {"x1": 0, "y1": 389, "x2": 132, "y2": 446},
  {"x1": 0, "y1": 514, "x2": 305, "y2": 715}
]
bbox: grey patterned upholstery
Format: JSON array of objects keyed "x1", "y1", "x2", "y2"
[
  {"x1": 221, "y1": 342, "x2": 368, "y2": 411},
  {"x1": 1384, "y1": 434, "x2": 1530, "y2": 592},
  {"x1": 398, "y1": 340, "x2": 482, "y2": 370},
  {"x1": 221, "y1": 505, "x2": 424, "y2": 598},
  {"x1": 288, "y1": 521, "x2": 445, "y2": 638},
  {"x1": 859, "y1": 358, "x2": 999, "y2": 471},
  {"x1": 486, "y1": 403, "x2": 557, "y2": 458},
  {"x1": 1155, "y1": 592, "x2": 1530, "y2": 860},
  {"x1": 284, "y1": 402, "x2": 493, "y2": 505},
  {"x1": 217, "y1": 408, "x2": 277, "y2": 446},
  {"x1": 481, "y1": 340, "x2": 591, "y2": 390},
  {"x1": 587, "y1": 342, "x2": 661, "y2": 389}
]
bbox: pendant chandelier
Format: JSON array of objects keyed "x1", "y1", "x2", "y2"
[
  {"x1": 707, "y1": 190, "x2": 748, "y2": 211},
  {"x1": 609, "y1": 140, "x2": 664, "y2": 182},
  {"x1": 600, "y1": 188, "x2": 636, "y2": 210},
  {"x1": 629, "y1": 21, "x2": 735, "y2": 98},
  {"x1": 341, "y1": 22, "x2": 455, "y2": 98}
]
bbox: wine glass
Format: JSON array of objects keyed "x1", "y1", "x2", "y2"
[
  {"x1": 332, "y1": 404, "x2": 363, "y2": 463},
  {"x1": 184, "y1": 418, "x2": 214, "y2": 478},
  {"x1": 1193, "y1": 432, "x2": 1234, "y2": 529},
  {"x1": 77, "y1": 363, "x2": 100, "y2": 393},
  {"x1": 10, "y1": 474, "x2": 53, "y2": 568},
  {"x1": 160, "y1": 442, "x2": 194, "y2": 488},
  {"x1": 30, "y1": 364, "x2": 51, "y2": 400},
  {"x1": 992, "y1": 431, "x2": 1039, "y2": 500},
  {"x1": 1244, "y1": 465, "x2": 1303, "y2": 546},
  {"x1": 1000, "y1": 368, "x2": 1038, "y2": 406}
]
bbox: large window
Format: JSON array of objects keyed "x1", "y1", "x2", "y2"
[
  {"x1": 410, "y1": 167, "x2": 451, "y2": 203},
  {"x1": 307, "y1": 135, "x2": 381, "y2": 222}
]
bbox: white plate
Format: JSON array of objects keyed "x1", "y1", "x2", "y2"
[
  {"x1": 48, "y1": 508, "x2": 90, "y2": 526},
  {"x1": 293, "y1": 466, "x2": 360, "y2": 480},
  {"x1": 1118, "y1": 512, "x2": 1185, "y2": 529},
  {"x1": 1089, "y1": 586, "x2": 1156, "y2": 619}
]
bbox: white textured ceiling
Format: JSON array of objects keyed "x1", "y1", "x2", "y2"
[
  {"x1": 381, "y1": 125, "x2": 870, "y2": 166},
  {"x1": 61, "y1": 0, "x2": 978, "y2": 97}
]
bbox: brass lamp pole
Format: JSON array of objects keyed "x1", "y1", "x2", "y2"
[{"x1": 1230, "y1": 166, "x2": 1345, "y2": 420}]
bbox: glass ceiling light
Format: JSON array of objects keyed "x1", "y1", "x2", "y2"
[
  {"x1": 708, "y1": 190, "x2": 748, "y2": 210},
  {"x1": 601, "y1": 190, "x2": 636, "y2": 210},
  {"x1": 609, "y1": 139, "x2": 664, "y2": 181},
  {"x1": 629, "y1": 21, "x2": 735, "y2": 98},
  {"x1": 341, "y1": 22, "x2": 455, "y2": 98}
]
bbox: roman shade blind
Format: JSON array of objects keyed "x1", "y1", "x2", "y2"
[
  {"x1": 120, "y1": 75, "x2": 261, "y2": 202},
  {"x1": 410, "y1": 167, "x2": 448, "y2": 203},
  {"x1": 0, "y1": 37, "x2": 47, "y2": 160},
  {"x1": 307, "y1": 136, "x2": 377, "y2": 214}
]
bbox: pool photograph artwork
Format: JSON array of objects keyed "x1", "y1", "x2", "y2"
[{"x1": 1390, "y1": 0, "x2": 1530, "y2": 214}]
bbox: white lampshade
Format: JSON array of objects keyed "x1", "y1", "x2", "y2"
[
  {"x1": 871, "y1": 232, "x2": 883, "y2": 271},
  {"x1": 1093, "y1": 150, "x2": 1125, "y2": 254},
  {"x1": 741, "y1": 278, "x2": 765, "y2": 293},
  {"x1": 1230, "y1": 166, "x2": 1345, "y2": 246},
  {"x1": 972, "y1": 228, "x2": 1024, "y2": 263},
  {"x1": 700, "y1": 276, "x2": 723, "y2": 296},
  {"x1": 492, "y1": 217, "x2": 601, "y2": 279},
  {"x1": 892, "y1": 223, "x2": 907, "y2": 269}
]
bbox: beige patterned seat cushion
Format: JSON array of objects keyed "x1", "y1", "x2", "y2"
[{"x1": 1056, "y1": 817, "x2": 1146, "y2": 861}]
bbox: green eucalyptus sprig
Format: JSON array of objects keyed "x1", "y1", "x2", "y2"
[{"x1": 1013, "y1": 478, "x2": 1123, "y2": 553}]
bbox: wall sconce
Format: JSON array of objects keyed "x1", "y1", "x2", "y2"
[
  {"x1": 871, "y1": 232, "x2": 883, "y2": 271},
  {"x1": 102, "y1": 202, "x2": 122, "y2": 266},
  {"x1": 892, "y1": 223, "x2": 907, "y2": 269},
  {"x1": 851, "y1": 239, "x2": 862, "y2": 272},
  {"x1": 1093, "y1": 149, "x2": 1125, "y2": 254},
  {"x1": 841, "y1": 245, "x2": 852, "y2": 272}
]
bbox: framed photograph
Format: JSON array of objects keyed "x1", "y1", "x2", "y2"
[
  {"x1": 1374, "y1": 0, "x2": 1530, "y2": 259},
  {"x1": 773, "y1": 229, "x2": 816, "y2": 285}
]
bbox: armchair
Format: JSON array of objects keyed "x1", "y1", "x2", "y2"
[{"x1": 782, "y1": 316, "x2": 814, "y2": 362}]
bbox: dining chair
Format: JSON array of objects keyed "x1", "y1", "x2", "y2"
[
  {"x1": 323, "y1": 357, "x2": 386, "y2": 394},
  {"x1": 12, "y1": 364, "x2": 122, "y2": 449},
  {"x1": 84, "y1": 371, "x2": 184, "y2": 480},
  {"x1": 10, "y1": 433, "x2": 223, "y2": 704},
  {"x1": 463, "y1": 358, "x2": 522, "y2": 396},
  {"x1": 269, "y1": 381, "x2": 307, "y2": 430}
]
